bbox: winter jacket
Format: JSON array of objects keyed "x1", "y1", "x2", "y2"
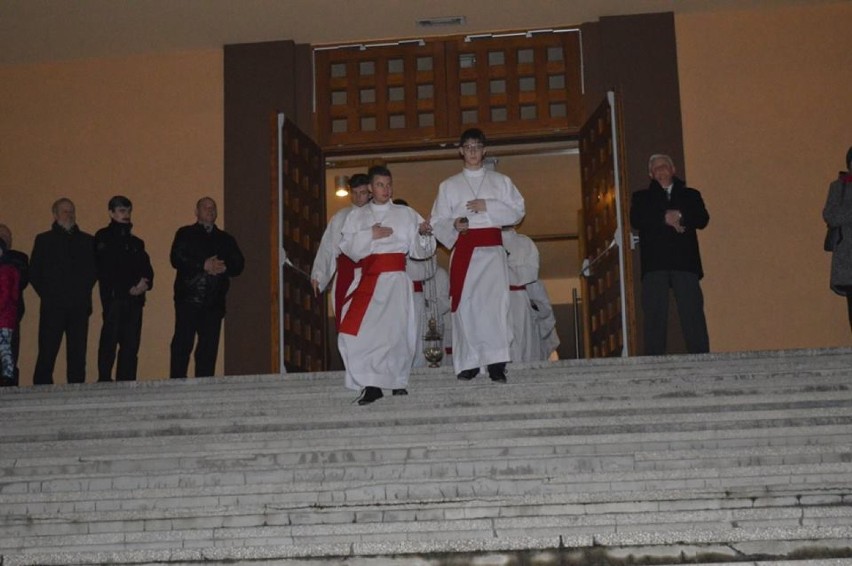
[
  {"x1": 170, "y1": 223, "x2": 244, "y2": 311},
  {"x1": 29, "y1": 222, "x2": 97, "y2": 312},
  {"x1": 95, "y1": 220, "x2": 154, "y2": 306},
  {"x1": 630, "y1": 176, "x2": 709, "y2": 279}
]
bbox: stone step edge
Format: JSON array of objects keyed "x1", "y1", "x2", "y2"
[
  {"x1": 2, "y1": 525, "x2": 852, "y2": 565},
  {"x1": 2, "y1": 437, "x2": 849, "y2": 473},
  {"x1": 3, "y1": 492, "x2": 851, "y2": 533}
]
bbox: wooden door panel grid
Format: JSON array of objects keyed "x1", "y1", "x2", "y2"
[
  {"x1": 314, "y1": 30, "x2": 581, "y2": 149},
  {"x1": 579, "y1": 98, "x2": 623, "y2": 358},
  {"x1": 315, "y1": 42, "x2": 448, "y2": 148},
  {"x1": 278, "y1": 119, "x2": 328, "y2": 372}
]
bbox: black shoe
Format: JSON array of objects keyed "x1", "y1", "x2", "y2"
[
  {"x1": 356, "y1": 386, "x2": 384, "y2": 405},
  {"x1": 488, "y1": 363, "x2": 507, "y2": 383},
  {"x1": 457, "y1": 368, "x2": 480, "y2": 381},
  {"x1": 392, "y1": 388, "x2": 408, "y2": 396}
]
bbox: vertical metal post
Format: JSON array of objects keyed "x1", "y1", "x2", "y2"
[
  {"x1": 277, "y1": 113, "x2": 287, "y2": 375},
  {"x1": 607, "y1": 91, "x2": 630, "y2": 357},
  {"x1": 572, "y1": 287, "x2": 581, "y2": 359}
]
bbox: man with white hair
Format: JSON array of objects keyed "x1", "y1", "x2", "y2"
[{"x1": 630, "y1": 154, "x2": 710, "y2": 355}]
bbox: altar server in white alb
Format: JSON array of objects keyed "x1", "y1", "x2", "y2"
[
  {"x1": 502, "y1": 227, "x2": 541, "y2": 363},
  {"x1": 526, "y1": 280, "x2": 560, "y2": 361},
  {"x1": 428, "y1": 128, "x2": 525, "y2": 383},
  {"x1": 310, "y1": 174, "x2": 371, "y2": 328},
  {"x1": 338, "y1": 165, "x2": 435, "y2": 405}
]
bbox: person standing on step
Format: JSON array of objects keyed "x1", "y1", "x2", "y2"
[
  {"x1": 94, "y1": 196, "x2": 154, "y2": 382},
  {"x1": 0, "y1": 238, "x2": 21, "y2": 387},
  {"x1": 337, "y1": 165, "x2": 435, "y2": 405},
  {"x1": 311, "y1": 173, "x2": 371, "y2": 328},
  {"x1": 169, "y1": 197, "x2": 244, "y2": 378},
  {"x1": 630, "y1": 153, "x2": 710, "y2": 356},
  {"x1": 822, "y1": 145, "x2": 852, "y2": 333},
  {"x1": 502, "y1": 226, "x2": 541, "y2": 363},
  {"x1": 30, "y1": 198, "x2": 98, "y2": 385},
  {"x1": 526, "y1": 279, "x2": 560, "y2": 361},
  {"x1": 428, "y1": 128, "x2": 525, "y2": 383},
  {"x1": 0, "y1": 224, "x2": 29, "y2": 386}
]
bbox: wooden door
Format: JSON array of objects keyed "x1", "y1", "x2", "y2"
[
  {"x1": 578, "y1": 92, "x2": 636, "y2": 357},
  {"x1": 272, "y1": 115, "x2": 328, "y2": 372}
]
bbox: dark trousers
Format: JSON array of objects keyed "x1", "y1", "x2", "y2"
[
  {"x1": 33, "y1": 304, "x2": 90, "y2": 385},
  {"x1": 169, "y1": 302, "x2": 223, "y2": 378},
  {"x1": 11, "y1": 318, "x2": 21, "y2": 384},
  {"x1": 843, "y1": 291, "x2": 852, "y2": 334},
  {"x1": 98, "y1": 299, "x2": 143, "y2": 381},
  {"x1": 641, "y1": 270, "x2": 710, "y2": 356}
]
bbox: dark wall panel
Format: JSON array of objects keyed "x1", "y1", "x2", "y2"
[{"x1": 223, "y1": 40, "x2": 312, "y2": 376}]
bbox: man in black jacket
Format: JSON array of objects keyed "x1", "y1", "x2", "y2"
[
  {"x1": 0, "y1": 224, "x2": 29, "y2": 386},
  {"x1": 30, "y1": 198, "x2": 98, "y2": 385},
  {"x1": 630, "y1": 154, "x2": 710, "y2": 356},
  {"x1": 95, "y1": 196, "x2": 154, "y2": 382},
  {"x1": 169, "y1": 197, "x2": 244, "y2": 378}
]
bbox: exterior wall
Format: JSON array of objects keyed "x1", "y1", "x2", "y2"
[
  {"x1": 1, "y1": 2, "x2": 850, "y2": 386},
  {"x1": 0, "y1": 50, "x2": 223, "y2": 385},
  {"x1": 676, "y1": 1, "x2": 852, "y2": 350}
]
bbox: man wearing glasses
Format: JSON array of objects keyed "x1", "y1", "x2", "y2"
[{"x1": 427, "y1": 128, "x2": 525, "y2": 383}]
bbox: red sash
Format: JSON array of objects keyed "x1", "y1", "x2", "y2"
[
  {"x1": 339, "y1": 253, "x2": 407, "y2": 336},
  {"x1": 509, "y1": 284, "x2": 526, "y2": 291},
  {"x1": 449, "y1": 227, "x2": 502, "y2": 312},
  {"x1": 413, "y1": 281, "x2": 424, "y2": 292},
  {"x1": 334, "y1": 255, "x2": 362, "y2": 328}
]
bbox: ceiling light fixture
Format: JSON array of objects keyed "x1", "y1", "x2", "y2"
[
  {"x1": 334, "y1": 175, "x2": 349, "y2": 197},
  {"x1": 416, "y1": 16, "x2": 466, "y2": 28}
]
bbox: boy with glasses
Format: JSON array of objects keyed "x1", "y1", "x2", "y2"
[{"x1": 427, "y1": 129, "x2": 525, "y2": 383}]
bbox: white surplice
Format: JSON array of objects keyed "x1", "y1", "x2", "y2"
[
  {"x1": 337, "y1": 201, "x2": 434, "y2": 391},
  {"x1": 310, "y1": 204, "x2": 356, "y2": 318},
  {"x1": 526, "y1": 280, "x2": 560, "y2": 360},
  {"x1": 502, "y1": 229, "x2": 541, "y2": 363},
  {"x1": 430, "y1": 167, "x2": 525, "y2": 373}
]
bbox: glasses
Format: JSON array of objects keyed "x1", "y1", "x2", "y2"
[{"x1": 461, "y1": 144, "x2": 484, "y2": 152}]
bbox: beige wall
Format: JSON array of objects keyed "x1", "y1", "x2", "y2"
[
  {"x1": 676, "y1": 1, "x2": 852, "y2": 351},
  {"x1": 0, "y1": 49, "x2": 223, "y2": 385}
]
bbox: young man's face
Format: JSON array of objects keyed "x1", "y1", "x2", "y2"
[
  {"x1": 54, "y1": 201, "x2": 76, "y2": 230},
  {"x1": 350, "y1": 184, "x2": 370, "y2": 207},
  {"x1": 459, "y1": 139, "x2": 486, "y2": 169},
  {"x1": 650, "y1": 158, "x2": 675, "y2": 187},
  {"x1": 109, "y1": 206, "x2": 132, "y2": 224},
  {"x1": 370, "y1": 175, "x2": 393, "y2": 205},
  {"x1": 196, "y1": 198, "x2": 218, "y2": 226}
]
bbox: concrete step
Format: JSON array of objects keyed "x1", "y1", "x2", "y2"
[{"x1": 1, "y1": 348, "x2": 852, "y2": 564}]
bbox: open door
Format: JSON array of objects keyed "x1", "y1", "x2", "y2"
[
  {"x1": 272, "y1": 114, "x2": 328, "y2": 373},
  {"x1": 578, "y1": 92, "x2": 637, "y2": 357}
]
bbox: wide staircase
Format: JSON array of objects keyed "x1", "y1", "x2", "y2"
[{"x1": 2, "y1": 349, "x2": 852, "y2": 566}]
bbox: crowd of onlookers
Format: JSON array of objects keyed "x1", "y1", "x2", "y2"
[{"x1": 0, "y1": 195, "x2": 243, "y2": 387}]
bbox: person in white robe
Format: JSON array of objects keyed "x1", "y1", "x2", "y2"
[
  {"x1": 311, "y1": 175, "x2": 371, "y2": 328},
  {"x1": 502, "y1": 228, "x2": 541, "y2": 363},
  {"x1": 428, "y1": 128, "x2": 525, "y2": 382},
  {"x1": 526, "y1": 280, "x2": 560, "y2": 360},
  {"x1": 338, "y1": 166, "x2": 434, "y2": 405}
]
